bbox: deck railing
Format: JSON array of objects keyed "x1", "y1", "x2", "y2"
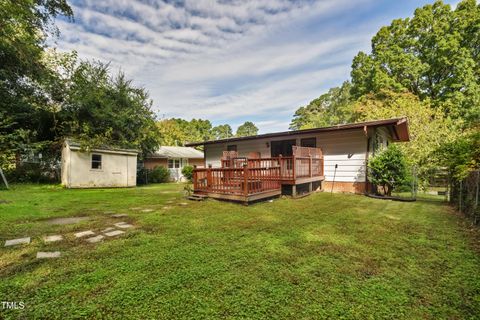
[
  {"x1": 193, "y1": 164, "x2": 282, "y2": 196},
  {"x1": 194, "y1": 155, "x2": 323, "y2": 196}
]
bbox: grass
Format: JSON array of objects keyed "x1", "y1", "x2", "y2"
[{"x1": 1, "y1": 184, "x2": 479, "y2": 319}]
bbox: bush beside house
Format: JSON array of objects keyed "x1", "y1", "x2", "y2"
[
  {"x1": 181, "y1": 165, "x2": 194, "y2": 182},
  {"x1": 137, "y1": 166, "x2": 169, "y2": 185},
  {"x1": 368, "y1": 145, "x2": 408, "y2": 196}
]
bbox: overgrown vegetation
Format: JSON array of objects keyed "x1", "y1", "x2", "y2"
[
  {"x1": 368, "y1": 145, "x2": 408, "y2": 196},
  {"x1": 137, "y1": 166, "x2": 170, "y2": 185},
  {"x1": 290, "y1": 0, "x2": 480, "y2": 192},
  {"x1": 0, "y1": 0, "x2": 159, "y2": 178},
  {"x1": 181, "y1": 165, "x2": 194, "y2": 182},
  {"x1": 0, "y1": 184, "x2": 479, "y2": 319},
  {"x1": 156, "y1": 118, "x2": 259, "y2": 146}
]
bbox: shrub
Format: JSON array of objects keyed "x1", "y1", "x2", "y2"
[
  {"x1": 181, "y1": 165, "x2": 194, "y2": 182},
  {"x1": 6, "y1": 163, "x2": 59, "y2": 184},
  {"x1": 137, "y1": 166, "x2": 170, "y2": 184},
  {"x1": 368, "y1": 144, "x2": 408, "y2": 196},
  {"x1": 150, "y1": 166, "x2": 170, "y2": 183}
]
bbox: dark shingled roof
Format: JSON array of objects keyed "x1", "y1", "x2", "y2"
[{"x1": 185, "y1": 117, "x2": 409, "y2": 147}]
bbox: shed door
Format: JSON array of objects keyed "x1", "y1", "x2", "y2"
[{"x1": 271, "y1": 139, "x2": 296, "y2": 157}]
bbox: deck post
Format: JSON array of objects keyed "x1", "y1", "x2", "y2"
[
  {"x1": 292, "y1": 185, "x2": 297, "y2": 197},
  {"x1": 243, "y1": 164, "x2": 249, "y2": 197},
  {"x1": 292, "y1": 154, "x2": 296, "y2": 180},
  {"x1": 309, "y1": 155, "x2": 312, "y2": 177},
  {"x1": 207, "y1": 164, "x2": 212, "y2": 193},
  {"x1": 193, "y1": 165, "x2": 197, "y2": 191}
]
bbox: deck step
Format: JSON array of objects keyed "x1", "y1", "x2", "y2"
[{"x1": 188, "y1": 194, "x2": 207, "y2": 201}]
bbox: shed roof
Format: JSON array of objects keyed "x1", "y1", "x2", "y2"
[
  {"x1": 148, "y1": 146, "x2": 204, "y2": 159},
  {"x1": 66, "y1": 140, "x2": 139, "y2": 156},
  {"x1": 185, "y1": 117, "x2": 409, "y2": 147}
]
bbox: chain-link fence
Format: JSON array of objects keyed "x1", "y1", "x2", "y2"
[{"x1": 450, "y1": 170, "x2": 480, "y2": 225}]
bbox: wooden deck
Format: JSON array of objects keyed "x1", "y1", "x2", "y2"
[{"x1": 192, "y1": 146, "x2": 324, "y2": 203}]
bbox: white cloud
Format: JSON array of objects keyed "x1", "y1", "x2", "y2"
[{"x1": 56, "y1": 0, "x2": 377, "y2": 133}]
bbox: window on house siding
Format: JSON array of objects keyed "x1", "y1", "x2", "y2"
[
  {"x1": 168, "y1": 159, "x2": 180, "y2": 168},
  {"x1": 300, "y1": 137, "x2": 316, "y2": 148},
  {"x1": 372, "y1": 129, "x2": 388, "y2": 155},
  {"x1": 227, "y1": 145, "x2": 237, "y2": 152},
  {"x1": 91, "y1": 154, "x2": 102, "y2": 169}
]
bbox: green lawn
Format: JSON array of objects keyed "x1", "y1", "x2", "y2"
[{"x1": 1, "y1": 184, "x2": 479, "y2": 319}]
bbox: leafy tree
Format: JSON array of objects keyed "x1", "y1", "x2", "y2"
[
  {"x1": 189, "y1": 119, "x2": 214, "y2": 142},
  {"x1": 434, "y1": 129, "x2": 480, "y2": 179},
  {"x1": 236, "y1": 121, "x2": 258, "y2": 137},
  {"x1": 290, "y1": 81, "x2": 355, "y2": 130},
  {"x1": 368, "y1": 145, "x2": 408, "y2": 196},
  {"x1": 351, "y1": 0, "x2": 480, "y2": 125},
  {"x1": 60, "y1": 61, "x2": 159, "y2": 156},
  {"x1": 353, "y1": 90, "x2": 459, "y2": 172},
  {"x1": 212, "y1": 124, "x2": 233, "y2": 140},
  {"x1": 0, "y1": 0, "x2": 73, "y2": 166},
  {"x1": 157, "y1": 118, "x2": 218, "y2": 146},
  {"x1": 156, "y1": 119, "x2": 188, "y2": 146}
]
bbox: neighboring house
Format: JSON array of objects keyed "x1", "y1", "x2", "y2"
[
  {"x1": 186, "y1": 118, "x2": 409, "y2": 203},
  {"x1": 144, "y1": 146, "x2": 204, "y2": 181},
  {"x1": 61, "y1": 140, "x2": 138, "y2": 188}
]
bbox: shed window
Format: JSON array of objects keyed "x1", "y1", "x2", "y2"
[
  {"x1": 91, "y1": 154, "x2": 102, "y2": 169},
  {"x1": 227, "y1": 145, "x2": 237, "y2": 152}
]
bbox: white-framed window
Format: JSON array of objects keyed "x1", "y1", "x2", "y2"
[
  {"x1": 168, "y1": 158, "x2": 188, "y2": 169},
  {"x1": 91, "y1": 154, "x2": 102, "y2": 169},
  {"x1": 168, "y1": 158, "x2": 180, "y2": 168}
]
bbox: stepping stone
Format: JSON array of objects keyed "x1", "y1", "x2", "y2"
[
  {"x1": 104, "y1": 211, "x2": 115, "y2": 214},
  {"x1": 130, "y1": 207, "x2": 142, "y2": 210},
  {"x1": 86, "y1": 235, "x2": 104, "y2": 243},
  {"x1": 114, "y1": 222, "x2": 134, "y2": 229},
  {"x1": 104, "y1": 230, "x2": 125, "y2": 237},
  {"x1": 74, "y1": 230, "x2": 95, "y2": 238},
  {"x1": 179, "y1": 203, "x2": 188, "y2": 206},
  {"x1": 5, "y1": 237, "x2": 31, "y2": 247},
  {"x1": 141, "y1": 209, "x2": 154, "y2": 213},
  {"x1": 47, "y1": 217, "x2": 89, "y2": 225},
  {"x1": 116, "y1": 223, "x2": 133, "y2": 229},
  {"x1": 102, "y1": 227, "x2": 116, "y2": 233},
  {"x1": 44, "y1": 235, "x2": 63, "y2": 243},
  {"x1": 37, "y1": 251, "x2": 61, "y2": 259},
  {"x1": 162, "y1": 206, "x2": 171, "y2": 210},
  {"x1": 111, "y1": 214, "x2": 128, "y2": 218}
]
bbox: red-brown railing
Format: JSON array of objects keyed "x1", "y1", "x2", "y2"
[
  {"x1": 194, "y1": 147, "x2": 324, "y2": 196},
  {"x1": 193, "y1": 164, "x2": 281, "y2": 196},
  {"x1": 292, "y1": 146, "x2": 324, "y2": 179},
  {"x1": 293, "y1": 157, "x2": 324, "y2": 178}
]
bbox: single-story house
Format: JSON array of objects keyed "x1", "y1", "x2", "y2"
[
  {"x1": 61, "y1": 140, "x2": 138, "y2": 188},
  {"x1": 144, "y1": 146, "x2": 204, "y2": 181},
  {"x1": 186, "y1": 118, "x2": 409, "y2": 203}
]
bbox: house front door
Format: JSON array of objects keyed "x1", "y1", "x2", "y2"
[{"x1": 270, "y1": 139, "x2": 296, "y2": 157}]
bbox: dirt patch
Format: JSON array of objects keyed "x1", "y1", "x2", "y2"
[{"x1": 46, "y1": 217, "x2": 90, "y2": 225}]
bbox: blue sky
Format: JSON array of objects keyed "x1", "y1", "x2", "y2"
[{"x1": 56, "y1": 0, "x2": 460, "y2": 133}]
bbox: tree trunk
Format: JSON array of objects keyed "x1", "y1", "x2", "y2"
[{"x1": 386, "y1": 185, "x2": 392, "y2": 196}]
